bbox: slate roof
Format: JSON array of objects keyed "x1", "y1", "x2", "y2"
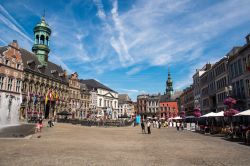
[
  {"x1": 118, "y1": 94, "x2": 132, "y2": 104},
  {"x1": 80, "y1": 79, "x2": 116, "y2": 93},
  {"x1": 20, "y1": 48, "x2": 67, "y2": 83},
  {"x1": 0, "y1": 46, "x2": 7, "y2": 54},
  {"x1": 0, "y1": 45, "x2": 67, "y2": 84}
]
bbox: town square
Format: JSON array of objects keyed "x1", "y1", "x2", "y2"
[
  {"x1": 1, "y1": 124, "x2": 250, "y2": 166},
  {"x1": 1, "y1": 0, "x2": 250, "y2": 166}
]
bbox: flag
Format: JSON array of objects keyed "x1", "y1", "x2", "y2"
[{"x1": 45, "y1": 93, "x2": 49, "y2": 105}]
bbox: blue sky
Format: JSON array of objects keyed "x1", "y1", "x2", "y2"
[{"x1": 1, "y1": 0, "x2": 250, "y2": 101}]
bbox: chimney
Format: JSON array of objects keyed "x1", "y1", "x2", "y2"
[
  {"x1": 246, "y1": 34, "x2": 250, "y2": 44},
  {"x1": 9, "y1": 40, "x2": 19, "y2": 49}
]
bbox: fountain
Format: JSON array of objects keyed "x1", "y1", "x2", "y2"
[
  {"x1": 0, "y1": 92, "x2": 36, "y2": 138},
  {"x1": 0, "y1": 92, "x2": 21, "y2": 127}
]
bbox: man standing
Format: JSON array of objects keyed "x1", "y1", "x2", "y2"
[
  {"x1": 141, "y1": 120, "x2": 146, "y2": 134},
  {"x1": 147, "y1": 121, "x2": 151, "y2": 134}
]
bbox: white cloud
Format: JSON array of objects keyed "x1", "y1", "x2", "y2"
[
  {"x1": 93, "y1": 0, "x2": 106, "y2": 20},
  {"x1": 110, "y1": 0, "x2": 134, "y2": 67},
  {"x1": 126, "y1": 66, "x2": 143, "y2": 75},
  {"x1": 0, "y1": 5, "x2": 32, "y2": 43}
]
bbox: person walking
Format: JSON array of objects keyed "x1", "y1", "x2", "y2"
[
  {"x1": 176, "y1": 121, "x2": 180, "y2": 131},
  {"x1": 141, "y1": 120, "x2": 146, "y2": 134},
  {"x1": 147, "y1": 121, "x2": 151, "y2": 134},
  {"x1": 156, "y1": 120, "x2": 159, "y2": 129}
]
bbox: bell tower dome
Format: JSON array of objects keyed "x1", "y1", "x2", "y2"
[{"x1": 32, "y1": 16, "x2": 51, "y2": 66}]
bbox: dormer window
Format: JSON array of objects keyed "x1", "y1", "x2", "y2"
[
  {"x1": 37, "y1": 65, "x2": 45, "y2": 72},
  {"x1": 5, "y1": 59, "x2": 9, "y2": 65},
  {"x1": 17, "y1": 64, "x2": 20, "y2": 69},
  {"x1": 51, "y1": 70, "x2": 58, "y2": 76},
  {"x1": 27, "y1": 60, "x2": 35, "y2": 65},
  {"x1": 59, "y1": 73, "x2": 64, "y2": 77}
]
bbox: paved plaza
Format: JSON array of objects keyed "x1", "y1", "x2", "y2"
[{"x1": 0, "y1": 124, "x2": 250, "y2": 166}]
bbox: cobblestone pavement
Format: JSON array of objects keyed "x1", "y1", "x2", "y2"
[{"x1": 0, "y1": 123, "x2": 250, "y2": 166}]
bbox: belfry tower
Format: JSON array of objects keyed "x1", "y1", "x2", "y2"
[
  {"x1": 32, "y1": 15, "x2": 51, "y2": 66},
  {"x1": 166, "y1": 66, "x2": 174, "y2": 98}
]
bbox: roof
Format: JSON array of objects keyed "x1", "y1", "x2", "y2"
[
  {"x1": 80, "y1": 79, "x2": 116, "y2": 93},
  {"x1": 118, "y1": 94, "x2": 132, "y2": 105},
  {"x1": 0, "y1": 46, "x2": 7, "y2": 54},
  {"x1": 17, "y1": 47, "x2": 67, "y2": 83}
]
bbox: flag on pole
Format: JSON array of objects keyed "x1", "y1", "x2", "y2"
[{"x1": 45, "y1": 93, "x2": 49, "y2": 105}]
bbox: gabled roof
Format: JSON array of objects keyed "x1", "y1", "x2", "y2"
[{"x1": 80, "y1": 79, "x2": 117, "y2": 93}]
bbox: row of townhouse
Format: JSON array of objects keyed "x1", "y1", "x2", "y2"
[{"x1": 180, "y1": 34, "x2": 250, "y2": 114}]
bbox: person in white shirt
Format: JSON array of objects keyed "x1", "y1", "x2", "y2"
[
  {"x1": 156, "y1": 120, "x2": 159, "y2": 128},
  {"x1": 147, "y1": 121, "x2": 151, "y2": 134}
]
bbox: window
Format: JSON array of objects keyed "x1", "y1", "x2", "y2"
[
  {"x1": 40, "y1": 35, "x2": 45, "y2": 45},
  {"x1": 238, "y1": 60, "x2": 243, "y2": 74},
  {"x1": 46, "y1": 36, "x2": 49, "y2": 46},
  {"x1": 35, "y1": 35, "x2": 39, "y2": 44},
  {"x1": 17, "y1": 64, "x2": 20, "y2": 69},
  {"x1": 99, "y1": 98, "x2": 102, "y2": 107},
  {"x1": 16, "y1": 80, "x2": 21, "y2": 92},
  {"x1": 7, "y1": 78, "x2": 13, "y2": 91},
  {"x1": 5, "y1": 59, "x2": 9, "y2": 65},
  {"x1": 0, "y1": 76, "x2": 4, "y2": 89},
  {"x1": 246, "y1": 79, "x2": 250, "y2": 96},
  {"x1": 240, "y1": 79, "x2": 245, "y2": 99}
]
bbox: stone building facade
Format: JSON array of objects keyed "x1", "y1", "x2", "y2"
[
  {"x1": 80, "y1": 79, "x2": 118, "y2": 119},
  {"x1": 118, "y1": 94, "x2": 134, "y2": 118},
  {"x1": 79, "y1": 83, "x2": 91, "y2": 119},
  {"x1": 228, "y1": 34, "x2": 250, "y2": 111},
  {"x1": 0, "y1": 40, "x2": 23, "y2": 114},
  {"x1": 68, "y1": 72, "x2": 81, "y2": 119},
  {"x1": 20, "y1": 17, "x2": 69, "y2": 119},
  {"x1": 179, "y1": 85, "x2": 194, "y2": 116},
  {"x1": 192, "y1": 64, "x2": 209, "y2": 110}
]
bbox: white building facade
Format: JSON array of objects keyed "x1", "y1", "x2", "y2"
[{"x1": 96, "y1": 88, "x2": 118, "y2": 119}]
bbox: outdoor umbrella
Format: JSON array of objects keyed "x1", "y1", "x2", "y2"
[
  {"x1": 234, "y1": 109, "x2": 250, "y2": 116},
  {"x1": 200, "y1": 112, "x2": 216, "y2": 117},
  {"x1": 210, "y1": 111, "x2": 224, "y2": 117},
  {"x1": 173, "y1": 116, "x2": 182, "y2": 120}
]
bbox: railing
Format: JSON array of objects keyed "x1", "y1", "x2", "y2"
[{"x1": 57, "y1": 119, "x2": 133, "y2": 127}]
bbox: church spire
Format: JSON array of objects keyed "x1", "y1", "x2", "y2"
[{"x1": 166, "y1": 66, "x2": 173, "y2": 98}]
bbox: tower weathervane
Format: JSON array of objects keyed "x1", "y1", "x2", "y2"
[{"x1": 43, "y1": 9, "x2": 45, "y2": 18}]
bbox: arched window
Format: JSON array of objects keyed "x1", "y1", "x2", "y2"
[
  {"x1": 35, "y1": 35, "x2": 39, "y2": 44},
  {"x1": 40, "y1": 35, "x2": 45, "y2": 45},
  {"x1": 46, "y1": 36, "x2": 49, "y2": 46}
]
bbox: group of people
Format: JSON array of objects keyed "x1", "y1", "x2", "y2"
[{"x1": 141, "y1": 120, "x2": 164, "y2": 134}]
